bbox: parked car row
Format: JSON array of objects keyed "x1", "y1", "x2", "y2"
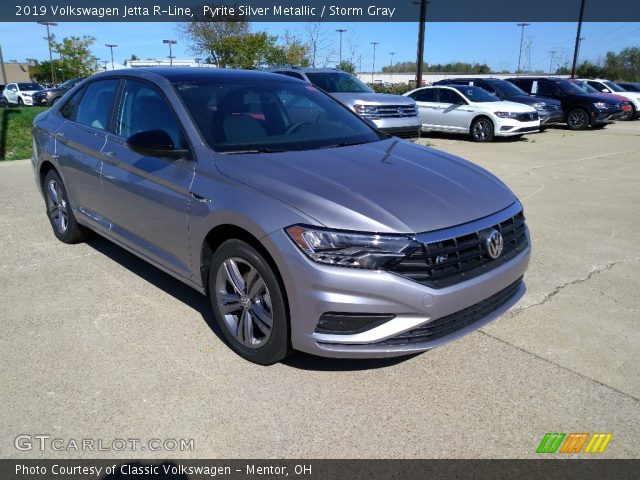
[{"x1": 1, "y1": 78, "x2": 85, "y2": 108}]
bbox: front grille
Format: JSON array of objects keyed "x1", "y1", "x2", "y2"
[
  {"x1": 377, "y1": 278, "x2": 523, "y2": 346},
  {"x1": 389, "y1": 211, "x2": 528, "y2": 289},
  {"x1": 362, "y1": 104, "x2": 418, "y2": 118},
  {"x1": 515, "y1": 112, "x2": 539, "y2": 122},
  {"x1": 542, "y1": 104, "x2": 562, "y2": 112}
]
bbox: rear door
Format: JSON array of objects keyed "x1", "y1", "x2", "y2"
[
  {"x1": 53, "y1": 78, "x2": 120, "y2": 230},
  {"x1": 100, "y1": 78, "x2": 195, "y2": 278}
]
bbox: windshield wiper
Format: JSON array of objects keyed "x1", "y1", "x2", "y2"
[
  {"x1": 219, "y1": 148, "x2": 277, "y2": 155},
  {"x1": 318, "y1": 140, "x2": 371, "y2": 150}
]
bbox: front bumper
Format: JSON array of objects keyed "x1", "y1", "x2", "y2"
[
  {"x1": 32, "y1": 96, "x2": 49, "y2": 106},
  {"x1": 372, "y1": 116, "x2": 421, "y2": 139},
  {"x1": 495, "y1": 118, "x2": 540, "y2": 137},
  {"x1": 263, "y1": 215, "x2": 530, "y2": 358},
  {"x1": 539, "y1": 110, "x2": 564, "y2": 125},
  {"x1": 20, "y1": 96, "x2": 34, "y2": 106},
  {"x1": 593, "y1": 109, "x2": 624, "y2": 124}
]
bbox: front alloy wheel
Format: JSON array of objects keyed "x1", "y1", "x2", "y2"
[
  {"x1": 209, "y1": 240, "x2": 290, "y2": 364},
  {"x1": 471, "y1": 117, "x2": 494, "y2": 142},
  {"x1": 567, "y1": 108, "x2": 589, "y2": 130}
]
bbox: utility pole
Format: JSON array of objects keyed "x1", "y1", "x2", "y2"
[
  {"x1": 415, "y1": 0, "x2": 428, "y2": 87},
  {"x1": 163, "y1": 39, "x2": 177, "y2": 66},
  {"x1": 389, "y1": 52, "x2": 396, "y2": 68},
  {"x1": 105, "y1": 44, "x2": 118, "y2": 70},
  {"x1": 38, "y1": 21, "x2": 58, "y2": 83},
  {"x1": 516, "y1": 23, "x2": 530, "y2": 74},
  {"x1": 371, "y1": 42, "x2": 379, "y2": 83},
  {"x1": 335, "y1": 29, "x2": 347, "y2": 65},
  {"x1": 101, "y1": 60, "x2": 109, "y2": 70},
  {"x1": 571, "y1": 0, "x2": 586, "y2": 78},
  {"x1": 549, "y1": 49, "x2": 556, "y2": 74}
]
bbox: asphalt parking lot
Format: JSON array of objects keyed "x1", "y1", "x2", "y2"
[{"x1": 1, "y1": 122, "x2": 639, "y2": 459}]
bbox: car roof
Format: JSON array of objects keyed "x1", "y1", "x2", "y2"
[
  {"x1": 271, "y1": 67, "x2": 344, "y2": 73},
  {"x1": 91, "y1": 67, "x2": 299, "y2": 84}
]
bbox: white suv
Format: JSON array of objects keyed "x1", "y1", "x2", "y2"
[
  {"x1": 405, "y1": 85, "x2": 540, "y2": 142},
  {"x1": 3, "y1": 82, "x2": 44, "y2": 106}
]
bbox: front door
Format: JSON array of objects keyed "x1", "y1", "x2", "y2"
[{"x1": 101, "y1": 78, "x2": 195, "y2": 279}]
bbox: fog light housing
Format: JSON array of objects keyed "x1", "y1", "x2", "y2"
[{"x1": 315, "y1": 313, "x2": 396, "y2": 334}]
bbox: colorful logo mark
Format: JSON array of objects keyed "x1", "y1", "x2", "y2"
[{"x1": 536, "y1": 433, "x2": 613, "y2": 454}]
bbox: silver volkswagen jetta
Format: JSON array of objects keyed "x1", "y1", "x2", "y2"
[{"x1": 32, "y1": 68, "x2": 530, "y2": 364}]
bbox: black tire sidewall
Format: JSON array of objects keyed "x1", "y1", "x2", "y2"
[
  {"x1": 568, "y1": 108, "x2": 589, "y2": 130},
  {"x1": 208, "y1": 239, "x2": 290, "y2": 365}
]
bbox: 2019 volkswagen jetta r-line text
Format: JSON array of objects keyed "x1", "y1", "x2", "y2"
[{"x1": 32, "y1": 68, "x2": 530, "y2": 364}]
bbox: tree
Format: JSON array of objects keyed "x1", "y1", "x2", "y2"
[
  {"x1": 304, "y1": 23, "x2": 334, "y2": 67},
  {"x1": 604, "y1": 47, "x2": 640, "y2": 81},
  {"x1": 51, "y1": 35, "x2": 98, "y2": 79},
  {"x1": 336, "y1": 60, "x2": 356, "y2": 74},
  {"x1": 267, "y1": 32, "x2": 311, "y2": 67}
]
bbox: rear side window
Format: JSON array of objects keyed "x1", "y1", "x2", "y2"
[
  {"x1": 74, "y1": 79, "x2": 119, "y2": 131},
  {"x1": 535, "y1": 80, "x2": 557, "y2": 96},
  {"x1": 511, "y1": 79, "x2": 532, "y2": 93},
  {"x1": 116, "y1": 79, "x2": 187, "y2": 149},
  {"x1": 410, "y1": 89, "x2": 437, "y2": 102}
]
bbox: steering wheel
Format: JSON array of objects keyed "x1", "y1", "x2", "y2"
[{"x1": 285, "y1": 122, "x2": 315, "y2": 135}]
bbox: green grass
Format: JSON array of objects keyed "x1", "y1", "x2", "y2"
[{"x1": 0, "y1": 107, "x2": 48, "y2": 161}]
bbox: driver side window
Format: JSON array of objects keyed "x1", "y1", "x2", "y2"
[{"x1": 116, "y1": 80, "x2": 187, "y2": 150}]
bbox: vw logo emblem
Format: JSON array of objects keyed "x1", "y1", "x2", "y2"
[
  {"x1": 483, "y1": 229, "x2": 504, "y2": 260},
  {"x1": 397, "y1": 107, "x2": 404, "y2": 117}
]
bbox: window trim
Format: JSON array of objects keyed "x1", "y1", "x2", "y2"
[{"x1": 57, "y1": 78, "x2": 122, "y2": 134}]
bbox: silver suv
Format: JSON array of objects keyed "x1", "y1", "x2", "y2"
[
  {"x1": 272, "y1": 68, "x2": 421, "y2": 139},
  {"x1": 32, "y1": 68, "x2": 530, "y2": 365}
]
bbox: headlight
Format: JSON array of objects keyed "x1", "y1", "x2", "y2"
[
  {"x1": 532, "y1": 103, "x2": 545, "y2": 111},
  {"x1": 286, "y1": 225, "x2": 416, "y2": 269},
  {"x1": 593, "y1": 102, "x2": 608, "y2": 109},
  {"x1": 494, "y1": 111, "x2": 519, "y2": 118},
  {"x1": 354, "y1": 104, "x2": 380, "y2": 117}
]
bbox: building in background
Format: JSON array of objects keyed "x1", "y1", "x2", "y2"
[{"x1": 0, "y1": 61, "x2": 32, "y2": 84}]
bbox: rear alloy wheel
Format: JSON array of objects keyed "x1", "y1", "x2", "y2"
[
  {"x1": 209, "y1": 240, "x2": 291, "y2": 365},
  {"x1": 567, "y1": 108, "x2": 589, "y2": 130},
  {"x1": 43, "y1": 170, "x2": 87, "y2": 244},
  {"x1": 471, "y1": 117, "x2": 494, "y2": 142}
]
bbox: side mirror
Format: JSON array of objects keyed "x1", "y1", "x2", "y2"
[{"x1": 126, "y1": 130, "x2": 189, "y2": 159}]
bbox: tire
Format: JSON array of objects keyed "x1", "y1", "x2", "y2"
[
  {"x1": 43, "y1": 170, "x2": 87, "y2": 244},
  {"x1": 566, "y1": 108, "x2": 590, "y2": 130},
  {"x1": 17, "y1": 97, "x2": 24, "y2": 107},
  {"x1": 208, "y1": 239, "x2": 291, "y2": 365},
  {"x1": 621, "y1": 104, "x2": 636, "y2": 121},
  {"x1": 470, "y1": 117, "x2": 494, "y2": 142}
]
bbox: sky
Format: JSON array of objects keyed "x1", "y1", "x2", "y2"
[{"x1": 1, "y1": 21, "x2": 638, "y2": 72}]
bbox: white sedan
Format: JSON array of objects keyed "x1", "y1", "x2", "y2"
[{"x1": 404, "y1": 85, "x2": 540, "y2": 142}]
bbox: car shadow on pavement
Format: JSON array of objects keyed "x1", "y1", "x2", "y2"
[
  {"x1": 420, "y1": 131, "x2": 532, "y2": 143},
  {"x1": 86, "y1": 235, "x2": 418, "y2": 371}
]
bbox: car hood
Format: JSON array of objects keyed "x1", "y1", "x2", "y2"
[
  {"x1": 214, "y1": 139, "x2": 517, "y2": 234},
  {"x1": 476, "y1": 100, "x2": 536, "y2": 112},
  {"x1": 330, "y1": 92, "x2": 416, "y2": 107},
  {"x1": 506, "y1": 94, "x2": 562, "y2": 106}
]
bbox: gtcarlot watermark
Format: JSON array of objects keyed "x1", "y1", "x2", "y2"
[{"x1": 14, "y1": 434, "x2": 194, "y2": 452}]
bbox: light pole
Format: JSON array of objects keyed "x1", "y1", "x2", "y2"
[
  {"x1": 163, "y1": 39, "x2": 177, "y2": 66},
  {"x1": 414, "y1": 0, "x2": 428, "y2": 87},
  {"x1": 105, "y1": 44, "x2": 118, "y2": 70},
  {"x1": 549, "y1": 50, "x2": 556, "y2": 75},
  {"x1": 371, "y1": 42, "x2": 379, "y2": 83},
  {"x1": 389, "y1": 52, "x2": 396, "y2": 68},
  {"x1": 101, "y1": 60, "x2": 109, "y2": 71},
  {"x1": 335, "y1": 29, "x2": 347, "y2": 65},
  {"x1": 516, "y1": 23, "x2": 530, "y2": 74},
  {"x1": 571, "y1": 0, "x2": 586, "y2": 78},
  {"x1": 38, "y1": 21, "x2": 57, "y2": 83}
]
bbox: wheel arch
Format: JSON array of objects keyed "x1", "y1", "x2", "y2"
[
  {"x1": 38, "y1": 160, "x2": 58, "y2": 192},
  {"x1": 469, "y1": 114, "x2": 495, "y2": 134}
]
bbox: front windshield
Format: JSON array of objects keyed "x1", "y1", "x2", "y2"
[
  {"x1": 305, "y1": 72, "x2": 373, "y2": 93},
  {"x1": 492, "y1": 80, "x2": 528, "y2": 97},
  {"x1": 451, "y1": 85, "x2": 500, "y2": 102},
  {"x1": 555, "y1": 79, "x2": 589, "y2": 95},
  {"x1": 603, "y1": 80, "x2": 625, "y2": 92},
  {"x1": 175, "y1": 80, "x2": 384, "y2": 153},
  {"x1": 572, "y1": 80, "x2": 599, "y2": 93},
  {"x1": 18, "y1": 83, "x2": 43, "y2": 91},
  {"x1": 58, "y1": 78, "x2": 82, "y2": 89}
]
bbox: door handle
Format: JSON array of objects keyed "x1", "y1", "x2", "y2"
[
  {"x1": 53, "y1": 132, "x2": 68, "y2": 144},
  {"x1": 188, "y1": 192, "x2": 211, "y2": 204}
]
